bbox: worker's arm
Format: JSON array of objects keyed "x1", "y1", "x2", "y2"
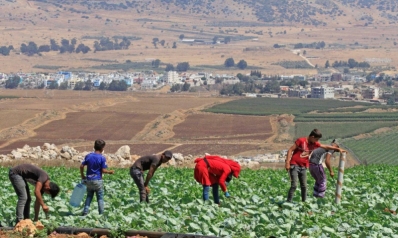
[
  {"x1": 33, "y1": 181, "x2": 48, "y2": 221},
  {"x1": 144, "y1": 165, "x2": 157, "y2": 187},
  {"x1": 80, "y1": 164, "x2": 86, "y2": 179},
  {"x1": 101, "y1": 168, "x2": 114, "y2": 174},
  {"x1": 320, "y1": 144, "x2": 347, "y2": 153},
  {"x1": 325, "y1": 153, "x2": 334, "y2": 177},
  {"x1": 285, "y1": 143, "x2": 297, "y2": 171}
]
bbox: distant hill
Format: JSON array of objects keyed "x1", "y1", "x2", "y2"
[
  {"x1": 1, "y1": 0, "x2": 398, "y2": 73},
  {"x1": 20, "y1": 0, "x2": 398, "y2": 26}
]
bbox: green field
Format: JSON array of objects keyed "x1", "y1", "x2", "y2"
[
  {"x1": 204, "y1": 98, "x2": 366, "y2": 116},
  {"x1": 295, "y1": 122, "x2": 398, "y2": 140},
  {"x1": 1, "y1": 166, "x2": 398, "y2": 237},
  {"x1": 342, "y1": 132, "x2": 398, "y2": 165}
]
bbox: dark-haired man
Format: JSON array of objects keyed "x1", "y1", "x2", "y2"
[
  {"x1": 285, "y1": 129, "x2": 344, "y2": 202},
  {"x1": 9, "y1": 163, "x2": 60, "y2": 223},
  {"x1": 130, "y1": 150, "x2": 173, "y2": 203},
  {"x1": 80, "y1": 139, "x2": 114, "y2": 215}
]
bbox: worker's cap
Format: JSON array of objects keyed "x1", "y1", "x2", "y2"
[
  {"x1": 164, "y1": 150, "x2": 173, "y2": 159},
  {"x1": 331, "y1": 139, "x2": 339, "y2": 147}
]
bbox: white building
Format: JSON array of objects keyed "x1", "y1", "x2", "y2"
[
  {"x1": 311, "y1": 86, "x2": 335, "y2": 99},
  {"x1": 167, "y1": 71, "x2": 180, "y2": 84},
  {"x1": 362, "y1": 86, "x2": 380, "y2": 99}
]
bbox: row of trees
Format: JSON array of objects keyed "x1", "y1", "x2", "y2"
[
  {"x1": 165, "y1": 62, "x2": 190, "y2": 72},
  {"x1": 219, "y1": 75, "x2": 310, "y2": 95},
  {"x1": 93, "y1": 37, "x2": 131, "y2": 51},
  {"x1": 17, "y1": 37, "x2": 132, "y2": 56},
  {"x1": 294, "y1": 41, "x2": 326, "y2": 49},
  {"x1": 170, "y1": 82, "x2": 190, "y2": 92},
  {"x1": 325, "y1": 59, "x2": 371, "y2": 68},
  {"x1": 224, "y1": 58, "x2": 248, "y2": 69},
  {"x1": 19, "y1": 39, "x2": 91, "y2": 56}
]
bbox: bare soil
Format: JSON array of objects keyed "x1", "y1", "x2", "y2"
[{"x1": 0, "y1": 90, "x2": 361, "y2": 168}]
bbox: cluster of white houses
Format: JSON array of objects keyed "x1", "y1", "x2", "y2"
[{"x1": 0, "y1": 71, "x2": 392, "y2": 101}]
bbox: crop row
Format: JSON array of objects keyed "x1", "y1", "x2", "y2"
[
  {"x1": 295, "y1": 122, "x2": 398, "y2": 140},
  {"x1": 1, "y1": 166, "x2": 397, "y2": 237},
  {"x1": 204, "y1": 98, "x2": 364, "y2": 116},
  {"x1": 342, "y1": 132, "x2": 398, "y2": 165}
]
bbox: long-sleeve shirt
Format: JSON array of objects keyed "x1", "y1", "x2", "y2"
[{"x1": 194, "y1": 158, "x2": 231, "y2": 192}]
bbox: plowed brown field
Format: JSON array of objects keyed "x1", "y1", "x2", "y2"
[
  {"x1": 32, "y1": 112, "x2": 159, "y2": 141},
  {"x1": 173, "y1": 114, "x2": 272, "y2": 139},
  {"x1": 0, "y1": 90, "x2": 291, "y2": 158}
]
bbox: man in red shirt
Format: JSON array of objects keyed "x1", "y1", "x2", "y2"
[
  {"x1": 194, "y1": 155, "x2": 241, "y2": 204},
  {"x1": 285, "y1": 129, "x2": 343, "y2": 202}
]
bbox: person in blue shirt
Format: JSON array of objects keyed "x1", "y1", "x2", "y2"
[{"x1": 80, "y1": 139, "x2": 114, "y2": 215}]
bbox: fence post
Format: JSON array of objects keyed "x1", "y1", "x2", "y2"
[{"x1": 335, "y1": 152, "x2": 346, "y2": 204}]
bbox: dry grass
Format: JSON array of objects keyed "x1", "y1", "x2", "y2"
[{"x1": 0, "y1": 1, "x2": 397, "y2": 74}]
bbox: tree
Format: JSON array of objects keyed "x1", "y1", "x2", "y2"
[
  {"x1": 38, "y1": 45, "x2": 51, "y2": 52},
  {"x1": 182, "y1": 82, "x2": 190, "y2": 91},
  {"x1": 263, "y1": 79, "x2": 280, "y2": 93},
  {"x1": 212, "y1": 36, "x2": 219, "y2": 44},
  {"x1": 59, "y1": 82, "x2": 68, "y2": 90},
  {"x1": 344, "y1": 68, "x2": 350, "y2": 74},
  {"x1": 5, "y1": 76, "x2": 20, "y2": 89},
  {"x1": 165, "y1": 64, "x2": 174, "y2": 72},
  {"x1": 170, "y1": 84, "x2": 181, "y2": 92},
  {"x1": 298, "y1": 81, "x2": 308, "y2": 87},
  {"x1": 0, "y1": 46, "x2": 10, "y2": 56},
  {"x1": 176, "y1": 62, "x2": 190, "y2": 72},
  {"x1": 83, "y1": 80, "x2": 92, "y2": 91},
  {"x1": 387, "y1": 96, "x2": 395, "y2": 105},
  {"x1": 237, "y1": 60, "x2": 248, "y2": 69},
  {"x1": 48, "y1": 81, "x2": 58, "y2": 89},
  {"x1": 108, "y1": 80, "x2": 128, "y2": 91},
  {"x1": 172, "y1": 42, "x2": 177, "y2": 49},
  {"x1": 152, "y1": 59, "x2": 161, "y2": 68},
  {"x1": 71, "y1": 38, "x2": 77, "y2": 45},
  {"x1": 325, "y1": 60, "x2": 330, "y2": 68},
  {"x1": 224, "y1": 58, "x2": 235, "y2": 67},
  {"x1": 99, "y1": 82, "x2": 107, "y2": 90},
  {"x1": 179, "y1": 34, "x2": 185, "y2": 40},
  {"x1": 348, "y1": 58, "x2": 358, "y2": 68},
  {"x1": 224, "y1": 36, "x2": 231, "y2": 44},
  {"x1": 159, "y1": 40, "x2": 165, "y2": 47},
  {"x1": 73, "y1": 81, "x2": 85, "y2": 90},
  {"x1": 61, "y1": 39, "x2": 69, "y2": 47}
]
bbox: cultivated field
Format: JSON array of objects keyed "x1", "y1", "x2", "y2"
[
  {"x1": 1, "y1": 165, "x2": 397, "y2": 237},
  {"x1": 173, "y1": 114, "x2": 272, "y2": 139},
  {"x1": 0, "y1": 90, "x2": 279, "y2": 158},
  {"x1": 1, "y1": 90, "x2": 398, "y2": 166}
]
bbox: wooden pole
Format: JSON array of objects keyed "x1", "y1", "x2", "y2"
[{"x1": 335, "y1": 152, "x2": 346, "y2": 204}]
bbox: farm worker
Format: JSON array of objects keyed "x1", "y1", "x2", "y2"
[
  {"x1": 309, "y1": 139, "x2": 346, "y2": 198},
  {"x1": 80, "y1": 139, "x2": 114, "y2": 215},
  {"x1": 194, "y1": 154, "x2": 241, "y2": 204},
  {"x1": 129, "y1": 150, "x2": 173, "y2": 203},
  {"x1": 8, "y1": 163, "x2": 60, "y2": 223},
  {"x1": 285, "y1": 129, "x2": 343, "y2": 202}
]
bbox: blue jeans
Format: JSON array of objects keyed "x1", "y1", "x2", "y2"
[
  {"x1": 83, "y1": 180, "x2": 104, "y2": 215},
  {"x1": 9, "y1": 169, "x2": 31, "y2": 222},
  {"x1": 203, "y1": 184, "x2": 220, "y2": 204}
]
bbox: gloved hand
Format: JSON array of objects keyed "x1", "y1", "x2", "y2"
[{"x1": 224, "y1": 191, "x2": 231, "y2": 198}]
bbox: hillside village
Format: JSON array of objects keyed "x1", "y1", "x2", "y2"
[{"x1": 1, "y1": 70, "x2": 397, "y2": 104}]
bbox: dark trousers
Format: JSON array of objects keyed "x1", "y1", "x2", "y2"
[
  {"x1": 9, "y1": 169, "x2": 31, "y2": 222},
  {"x1": 130, "y1": 168, "x2": 149, "y2": 203},
  {"x1": 287, "y1": 165, "x2": 307, "y2": 202}
]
